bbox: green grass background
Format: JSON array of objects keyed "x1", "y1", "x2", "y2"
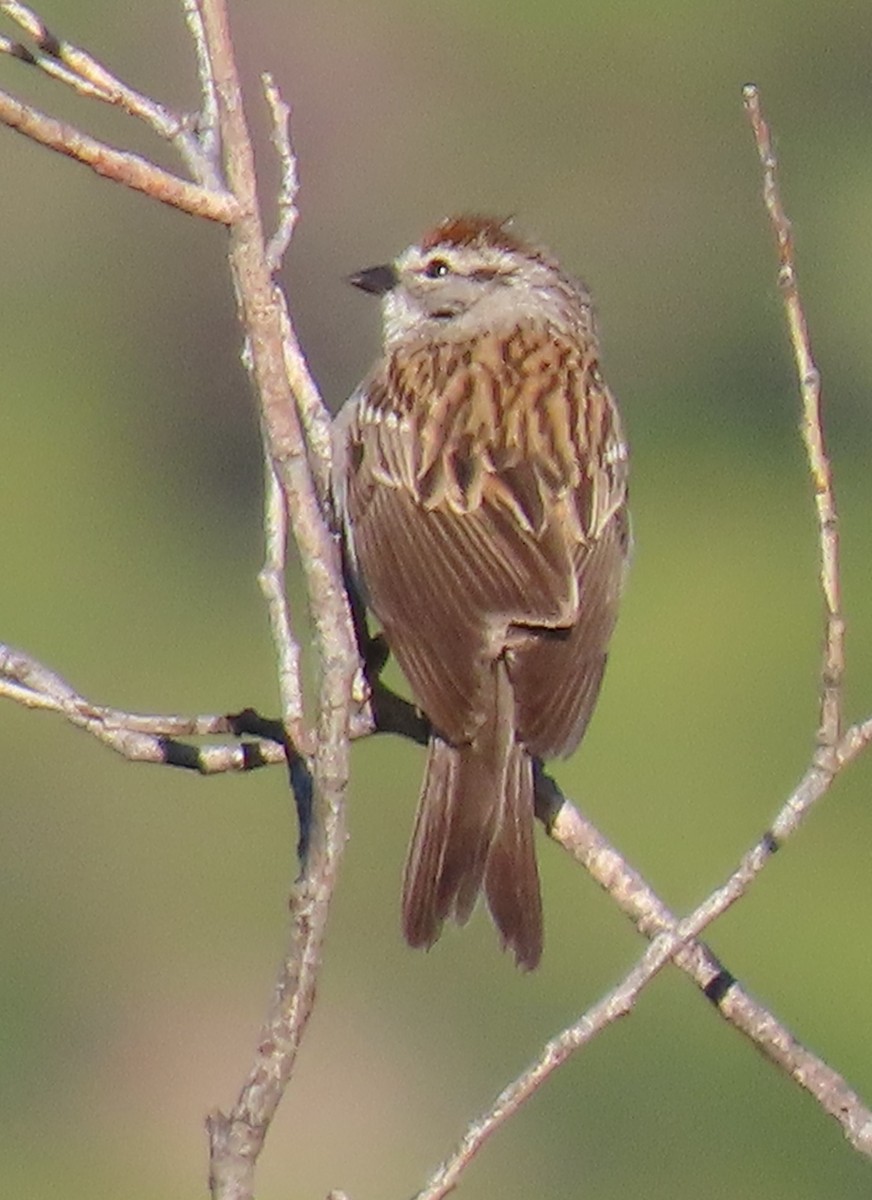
[{"x1": 2, "y1": 1, "x2": 872, "y2": 1196}]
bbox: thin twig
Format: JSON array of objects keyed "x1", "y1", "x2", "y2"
[
  {"x1": 276, "y1": 297, "x2": 335, "y2": 511},
  {"x1": 1, "y1": 31, "x2": 111, "y2": 101},
  {"x1": 181, "y1": 0, "x2": 220, "y2": 163},
  {"x1": 0, "y1": 638, "x2": 385, "y2": 771},
  {"x1": 259, "y1": 71, "x2": 334, "y2": 510},
  {"x1": 0, "y1": 86, "x2": 238, "y2": 222},
  {"x1": 0, "y1": 0, "x2": 219, "y2": 185},
  {"x1": 195, "y1": 4, "x2": 359, "y2": 1198},
  {"x1": 262, "y1": 72, "x2": 298, "y2": 274},
  {"x1": 414, "y1": 928, "x2": 689, "y2": 1199},
  {"x1": 418, "y1": 768, "x2": 872, "y2": 1200},
  {"x1": 743, "y1": 84, "x2": 844, "y2": 755},
  {"x1": 0, "y1": 644, "x2": 286, "y2": 771},
  {"x1": 258, "y1": 457, "x2": 310, "y2": 755},
  {"x1": 539, "y1": 722, "x2": 872, "y2": 1156}
]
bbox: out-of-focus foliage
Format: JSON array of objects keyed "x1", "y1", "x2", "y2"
[{"x1": 2, "y1": 2, "x2": 872, "y2": 1197}]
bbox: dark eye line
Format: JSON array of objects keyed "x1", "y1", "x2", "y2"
[
  {"x1": 422, "y1": 259, "x2": 509, "y2": 286},
  {"x1": 468, "y1": 267, "x2": 502, "y2": 283}
]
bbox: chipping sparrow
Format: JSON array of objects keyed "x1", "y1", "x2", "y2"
[{"x1": 333, "y1": 215, "x2": 630, "y2": 969}]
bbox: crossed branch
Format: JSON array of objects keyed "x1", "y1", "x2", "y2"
[{"x1": 1, "y1": 4, "x2": 870, "y2": 1197}]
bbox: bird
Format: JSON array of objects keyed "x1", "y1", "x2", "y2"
[{"x1": 332, "y1": 215, "x2": 630, "y2": 969}]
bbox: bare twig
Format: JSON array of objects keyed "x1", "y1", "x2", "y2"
[
  {"x1": 0, "y1": 0, "x2": 220, "y2": 185},
  {"x1": 258, "y1": 457, "x2": 309, "y2": 754},
  {"x1": 0, "y1": 86, "x2": 237, "y2": 221},
  {"x1": 540, "y1": 730, "x2": 872, "y2": 1158},
  {"x1": 276, "y1": 298, "x2": 335, "y2": 511},
  {"x1": 419, "y1": 821, "x2": 853, "y2": 1200},
  {"x1": 181, "y1": 0, "x2": 220, "y2": 162},
  {"x1": 743, "y1": 85, "x2": 844, "y2": 754},
  {"x1": 194, "y1": 4, "x2": 359, "y2": 1197},
  {"x1": 0, "y1": 636, "x2": 390, "y2": 772},
  {"x1": 414, "y1": 929, "x2": 689, "y2": 1199},
  {"x1": 259, "y1": 69, "x2": 335, "y2": 502},
  {"x1": 259, "y1": 72, "x2": 334, "y2": 509},
  {"x1": 0, "y1": 643, "x2": 286, "y2": 771},
  {"x1": 262, "y1": 72, "x2": 298, "y2": 274},
  {"x1": 0, "y1": 2, "x2": 355, "y2": 1176},
  {"x1": 1, "y1": 30, "x2": 112, "y2": 101}
]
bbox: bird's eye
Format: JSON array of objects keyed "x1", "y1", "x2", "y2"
[{"x1": 424, "y1": 257, "x2": 450, "y2": 279}]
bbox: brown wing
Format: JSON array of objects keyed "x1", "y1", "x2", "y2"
[
  {"x1": 508, "y1": 503, "x2": 630, "y2": 759},
  {"x1": 338, "y1": 326, "x2": 627, "y2": 748}
]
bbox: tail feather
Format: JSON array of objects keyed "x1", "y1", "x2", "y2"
[
  {"x1": 484, "y1": 745, "x2": 542, "y2": 970},
  {"x1": 402, "y1": 734, "x2": 504, "y2": 948},
  {"x1": 401, "y1": 661, "x2": 543, "y2": 968}
]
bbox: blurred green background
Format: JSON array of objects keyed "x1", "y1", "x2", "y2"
[{"x1": 2, "y1": 1, "x2": 872, "y2": 1196}]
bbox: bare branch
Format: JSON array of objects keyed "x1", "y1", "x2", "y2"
[
  {"x1": 1, "y1": 30, "x2": 112, "y2": 101},
  {"x1": 0, "y1": 643, "x2": 286, "y2": 771},
  {"x1": 540, "y1": 716, "x2": 872, "y2": 1160},
  {"x1": 258, "y1": 72, "x2": 335, "y2": 506},
  {"x1": 414, "y1": 933, "x2": 684, "y2": 1199},
  {"x1": 194, "y1": 3, "x2": 359, "y2": 1195},
  {"x1": 0, "y1": 41, "x2": 480, "y2": 1187},
  {"x1": 181, "y1": 0, "x2": 220, "y2": 162},
  {"x1": 0, "y1": 636, "x2": 401, "y2": 774},
  {"x1": 743, "y1": 84, "x2": 844, "y2": 754},
  {"x1": 7, "y1": 613, "x2": 871, "y2": 1173},
  {"x1": 421, "y1": 720, "x2": 872, "y2": 1198},
  {"x1": 0, "y1": 85, "x2": 238, "y2": 221},
  {"x1": 8, "y1": 592, "x2": 870, "y2": 1163},
  {"x1": 419, "y1": 768, "x2": 872, "y2": 1200},
  {"x1": 276, "y1": 297, "x2": 335, "y2": 511},
  {"x1": 262, "y1": 72, "x2": 298, "y2": 274},
  {"x1": 253, "y1": 74, "x2": 334, "y2": 509},
  {"x1": 258, "y1": 457, "x2": 310, "y2": 755},
  {"x1": 0, "y1": 0, "x2": 220, "y2": 185}
]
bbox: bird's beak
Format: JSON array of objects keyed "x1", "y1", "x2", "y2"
[{"x1": 348, "y1": 263, "x2": 398, "y2": 296}]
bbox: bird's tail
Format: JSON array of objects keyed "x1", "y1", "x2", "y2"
[{"x1": 401, "y1": 663, "x2": 543, "y2": 969}]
